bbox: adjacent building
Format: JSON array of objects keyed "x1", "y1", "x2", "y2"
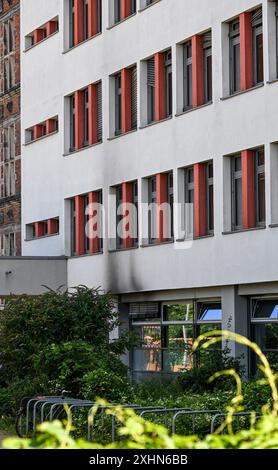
[
  {"x1": 21, "y1": 0, "x2": 278, "y2": 381},
  {"x1": 0, "y1": 0, "x2": 21, "y2": 257}
]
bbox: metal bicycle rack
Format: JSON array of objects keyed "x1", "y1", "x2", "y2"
[
  {"x1": 16, "y1": 394, "x2": 96, "y2": 438},
  {"x1": 210, "y1": 412, "x2": 262, "y2": 434},
  {"x1": 171, "y1": 410, "x2": 221, "y2": 435},
  {"x1": 16, "y1": 394, "x2": 262, "y2": 441},
  {"x1": 139, "y1": 407, "x2": 193, "y2": 428},
  {"x1": 110, "y1": 405, "x2": 165, "y2": 443}
]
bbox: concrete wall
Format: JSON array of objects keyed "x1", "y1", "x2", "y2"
[
  {"x1": 20, "y1": 0, "x2": 278, "y2": 295},
  {"x1": 0, "y1": 257, "x2": 67, "y2": 296}
]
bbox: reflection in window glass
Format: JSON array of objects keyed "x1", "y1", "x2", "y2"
[
  {"x1": 252, "y1": 300, "x2": 278, "y2": 319},
  {"x1": 162, "y1": 324, "x2": 194, "y2": 372},
  {"x1": 253, "y1": 324, "x2": 278, "y2": 350},
  {"x1": 131, "y1": 301, "x2": 222, "y2": 374},
  {"x1": 198, "y1": 303, "x2": 222, "y2": 321},
  {"x1": 163, "y1": 303, "x2": 194, "y2": 322},
  {"x1": 133, "y1": 325, "x2": 161, "y2": 348}
]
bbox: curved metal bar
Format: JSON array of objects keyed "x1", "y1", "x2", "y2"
[
  {"x1": 210, "y1": 412, "x2": 261, "y2": 434},
  {"x1": 171, "y1": 410, "x2": 220, "y2": 434}
]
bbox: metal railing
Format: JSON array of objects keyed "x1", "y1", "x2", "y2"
[
  {"x1": 210, "y1": 412, "x2": 261, "y2": 434},
  {"x1": 16, "y1": 394, "x2": 262, "y2": 442}
]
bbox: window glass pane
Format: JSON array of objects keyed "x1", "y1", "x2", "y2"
[
  {"x1": 206, "y1": 54, "x2": 212, "y2": 102},
  {"x1": 256, "y1": 33, "x2": 264, "y2": 83},
  {"x1": 133, "y1": 348, "x2": 161, "y2": 372},
  {"x1": 84, "y1": 0, "x2": 88, "y2": 39},
  {"x1": 232, "y1": 156, "x2": 243, "y2": 229},
  {"x1": 71, "y1": 199, "x2": 76, "y2": 255},
  {"x1": 258, "y1": 172, "x2": 265, "y2": 222},
  {"x1": 162, "y1": 325, "x2": 194, "y2": 372},
  {"x1": 252, "y1": 300, "x2": 278, "y2": 319},
  {"x1": 253, "y1": 323, "x2": 278, "y2": 350},
  {"x1": 163, "y1": 303, "x2": 194, "y2": 322},
  {"x1": 131, "y1": 313, "x2": 160, "y2": 323},
  {"x1": 116, "y1": 185, "x2": 123, "y2": 248},
  {"x1": 198, "y1": 303, "x2": 222, "y2": 321},
  {"x1": 114, "y1": 0, "x2": 121, "y2": 23},
  {"x1": 135, "y1": 325, "x2": 161, "y2": 347},
  {"x1": 183, "y1": 42, "x2": 192, "y2": 110},
  {"x1": 115, "y1": 74, "x2": 122, "y2": 135},
  {"x1": 234, "y1": 43, "x2": 240, "y2": 91},
  {"x1": 208, "y1": 183, "x2": 214, "y2": 231},
  {"x1": 163, "y1": 324, "x2": 194, "y2": 349},
  {"x1": 235, "y1": 177, "x2": 242, "y2": 226},
  {"x1": 198, "y1": 323, "x2": 221, "y2": 335},
  {"x1": 84, "y1": 89, "x2": 89, "y2": 144},
  {"x1": 148, "y1": 176, "x2": 157, "y2": 243}
]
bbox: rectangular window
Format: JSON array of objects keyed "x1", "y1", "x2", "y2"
[
  {"x1": 147, "y1": 172, "x2": 173, "y2": 244},
  {"x1": 229, "y1": 19, "x2": 240, "y2": 94},
  {"x1": 203, "y1": 31, "x2": 212, "y2": 103},
  {"x1": 252, "y1": 8, "x2": 264, "y2": 85},
  {"x1": 114, "y1": 0, "x2": 121, "y2": 23},
  {"x1": 131, "y1": 0, "x2": 136, "y2": 15},
  {"x1": 184, "y1": 166, "x2": 194, "y2": 237},
  {"x1": 96, "y1": 82, "x2": 103, "y2": 142},
  {"x1": 183, "y1": 41, "x2": 192, "y2": 110},
  {"x1": 3, "y1": 18, "x2": 16, "y2": 92},
  {"x1": 84, "y1": 88, "x2": 89, "y2": 146},
  {"x1": 131, "y1": 66, "x2": 137, "y2": 130},
  {"x1": 0, "y1": 233, "x2": 16, "y2": 256},
  {"x1": 70, "y1": 191, "x2": 102, "y2": 256},
  {"x1": 69, "y1": 0, "x2": 102, "y2": 48},
  {"x1": 147, "y1": 57, "x2": 155, "y2": 123},
  {"x1": 70, "y1": 198, "x2": 76, "y2": 255},
  {"x1": 4, "y1": 17, "x2": 15, "y2": 55},
  {"x1": 148, "y1": 176, "x2": 156, "y2": 244},
  {"x1": 131, "y1": 300, "x2": 222, "y2": 375},
  {"x1": 115, "y1": 73, "x2": 122, "y2": 135},
  {"x1": 206, "y1": 161, "x2": 214, "y2": 233},
  {"x1": 116, "y1": 184, "x2": 123, "y2": 249},
  {"x1": 255, "y1": 148, "x2": 265, "y2": 225},
  {"x1": 1, "y1": 125, "x2": 16, "y2": 199},
  {"x1": 168, "y1": 172, "x2": 174, "y2": 239},
  {"x1": 4, "y1": 232, "x2": 15, "y2": 257},
  {"x1": 84, "y1": 0, "x2": 89, "y2": 40},
  {"x1": 69, "y1": 0, "x2": 75, "y2": 47},
  {"x1": 114, "y1": 0, "x2": 136, "y2": 23},
  {"x1": 251, "y1": 298, "x2": 278, "y2": 372},
  {"x1": 70, "y1": 95, "x2": 76, "y2": 151},
  {"x1": 115, "y1": 180, "x2": 138, "y2": 249},
  {"x1": 231, "y1": 155, "x2": 243, "y2": 230},
  {"x1": 69, "y1": 82, "x2": 102, "y2": 152},
  {"x1": 165, "y1": 50, "x2": 172, "y2": 117}
]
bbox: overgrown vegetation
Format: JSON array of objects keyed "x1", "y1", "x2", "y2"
[
  {"x1": 2, "y1": 331, "x2": 278, "y2": 449},
  {"x1": 0, "y1": 288, "x2": 276, "y2": 447},
  {"x1": 0, "y1": 286, "x2": 134, "y2": 416},
  {"x1": 178, "y1": 348, "x2": 245, "y2": 393}
]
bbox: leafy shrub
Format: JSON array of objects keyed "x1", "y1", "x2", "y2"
[
  {"x1": 3, "y1": 331, "x2": 278, "y2": 449},
  {"x1": 81, "y1": 369, "x2": 130, "y2": 402},
  {"x1": 0, "y1": 287, "x2": 134, "y2": 413},
  {"x1": 3, "y1": 405, "x2": 278, "y2": 450},
  {"x1": 0, "y1": 388, "x2": 14, "y2": 416},
  {"x1": 178, "y1": 349, "x2": 245, "y2": 393}
]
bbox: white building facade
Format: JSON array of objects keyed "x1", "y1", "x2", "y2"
[{"x1": 21, "y1": 0, "x2": 278, "y2": 381}]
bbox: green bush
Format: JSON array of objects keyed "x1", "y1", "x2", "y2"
[
  {"x1": 3, "y1": 331, "x2": 278, "y2": 449},
  {"x1": 178, "y1": 349, "x2": 245, "y2": 393},
  {"x1": 81, "y1": 369, "x2": 130, "y2": 402},
  {"x1": 3, "y1": 405, "x2": 278, "y2": 449},
  {"x1": 0, "y1": 287, "x2": 134, "y2": 414}
]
